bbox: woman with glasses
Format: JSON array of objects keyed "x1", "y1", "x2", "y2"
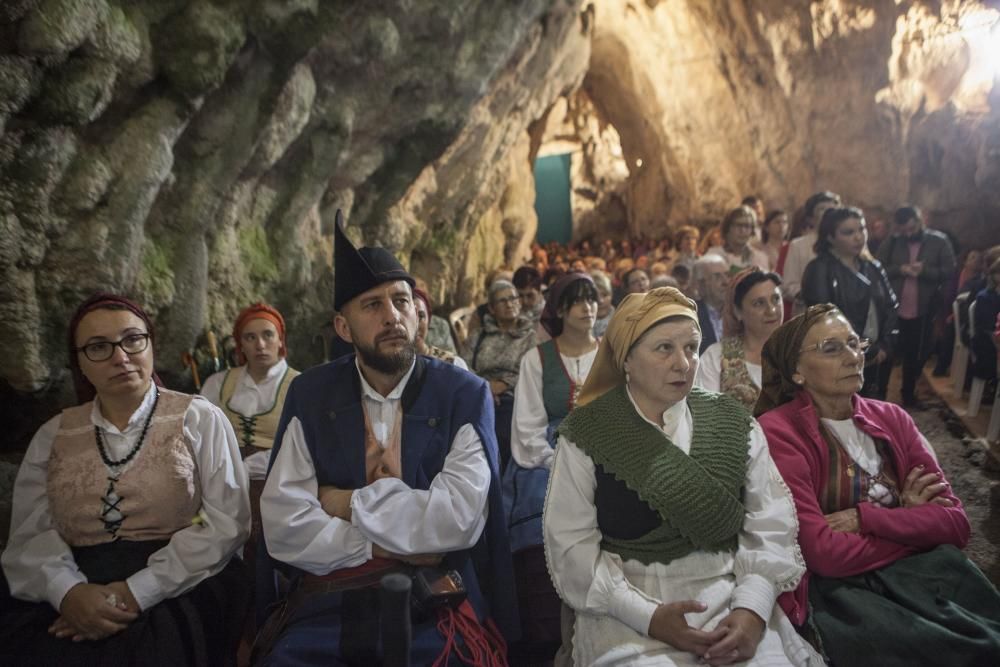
[
  {"x1": 695, "y1": 267, "x2": 784, "y2": 412},
  {"x1": 755, "y1": 305, "x2": 1000, "y2": 665},
  {"x1": 1, "y1": 293, "x2": 250, "y2": 665},
  {"x1": 465, "y1": 279, "x2": 537, "y2": 470},
  {"x1": 801, "y1": 206, "x2": 897, "y2": 399},
  {"x1": 706, "y1": 206, "x2": 770, "y2": 273}
]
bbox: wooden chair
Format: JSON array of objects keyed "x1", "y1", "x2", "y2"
[{"x1": 448, "y1": 305, "x2": 477, "y2": 351}]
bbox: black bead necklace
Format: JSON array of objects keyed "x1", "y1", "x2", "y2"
[
  {"x1": 96, "y1": 388, "x2": 159, "y2": 538},
  {"x1": 95, "y1": 388, "x2": 160, "y2": 468}
]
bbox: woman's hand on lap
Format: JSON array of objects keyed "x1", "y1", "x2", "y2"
[
  {"x1": 52, "y1": 583, "x2": 138, "y2": 641},
  {"x1": 702, "y1": 608, "x2": 766, "y2": 666},
  {"x1": 647, "y1": 600, "x2": 726, "y2": 657}
]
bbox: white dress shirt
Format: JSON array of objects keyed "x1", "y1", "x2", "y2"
[
  {"x1": 543, "y1": 390, "x2": 814, "y2": 664},
  {"x1": 261, "y1": 360, "x2": 491, "y2": 576},
  {"x1": 2, "y1": 384, "x2": 250, "y2": 612},
  {"x1": 511, "y1": 345, "x2": 598, "y2": 470},
  {"x1": 782, "y1": 232, "x2": 817, "y2": 302},
  {"x1": 201, "y1": 359, "x2": 290, "y2": 479}
]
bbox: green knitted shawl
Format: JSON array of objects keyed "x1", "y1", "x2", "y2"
[{"x1": 558, "y1": 385, "x2": 752, "y2": 565}]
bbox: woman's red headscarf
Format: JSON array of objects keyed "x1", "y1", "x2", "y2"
[
  {"x1": 68, "y1": 293, "x2": 163, "y2": 404},
  {"x1": 233, "y1": 302, "x2": 287, "y2": 365}
]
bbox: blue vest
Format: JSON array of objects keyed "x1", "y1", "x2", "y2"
[{"x1": 262, "y1": 354, "x2": 519, "y2": 640}]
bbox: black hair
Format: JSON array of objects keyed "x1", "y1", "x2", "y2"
[
  {"x1": 558, "y1": 278, "x2": 600, "y2": 314},
  {"x1": 893, "y1": 205, "x2": 921, "y2": 226},
  {"x1": 733, "y1": 270, "x2": 782, "y2": 310},
  {"x1": 512, "y1": 265, "x2": 543, "y2": 290},
  {"x1": 761, "y1": 210, "x2": 786, "y2": 243},
  {"x1": 804, "y1": 191, "x2": 841, "y2": 220},
  {"x1": 670, "y1": 263, "x2": 691, "y2": 281},
  {"x1": 814, "y1": 206, "x2": 865, "y2": 255}
]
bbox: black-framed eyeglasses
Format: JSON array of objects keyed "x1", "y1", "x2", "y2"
[
  {"x1": 75, "y1": 333, "x2": 151, "y2": 362},
  {"x1": 800, "y1": 337, "x2": 871, "y2": 357},
  {"x1": 493, "y1": 295, "x2": 521, "y2": 306}
]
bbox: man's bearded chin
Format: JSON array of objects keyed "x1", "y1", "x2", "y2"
[{"x1": 355, "y1": 337, "x2": 416, "y2": 375}]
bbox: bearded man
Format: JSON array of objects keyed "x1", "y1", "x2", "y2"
[{"x1": 256, "y1": 213, "x2": 517, "y2": 665}]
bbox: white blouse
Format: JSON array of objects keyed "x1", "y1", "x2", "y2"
[
  {"x1": 543, "y1": 393, "x2": 804, "y2": 637},
  {"x1": 694, "y1": 341, "x2": 762, "y2": 393},
  {"x1": 511, "y1": 344, "x2": 598, "y2": 470},
  {"x1": 201, "y1": 359, "x2": 290, "y2": 478},
  {"x1": 260, "y1": 360, "x2": 491, "y2": 576},
  {"x1": 2, "y1": 384, "x2": 250, "y2": 612}
]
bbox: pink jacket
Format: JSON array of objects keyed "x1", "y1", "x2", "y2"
[{"x1": 758, "y1": 391, "x2": 970, "y2": 625}]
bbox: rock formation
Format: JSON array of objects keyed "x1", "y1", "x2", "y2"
[{"x1": 1, "y1": 0, "x2": 998, "y2": 446}]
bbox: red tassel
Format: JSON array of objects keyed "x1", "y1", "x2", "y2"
[{"x1": 432, "y1": 601, "x2": 508, "y2": 667}]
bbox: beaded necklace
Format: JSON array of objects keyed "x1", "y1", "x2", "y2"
[{"x1": 94, "y1": 388, "x2": 159, "y2": 538}]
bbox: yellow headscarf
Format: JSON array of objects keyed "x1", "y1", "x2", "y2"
[{"x1": 577, "y1": 287, "x2": 700, "y2": 406}]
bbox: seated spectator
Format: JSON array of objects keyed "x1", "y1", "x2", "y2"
[
  {"x1": 756, "y1": 305, "x2": 1000, "y2": 665},
  {"x1": 465, "y1": 279, "x2": 537, "y2": 470},
  {"x1": 257, "y1": 219, "x2": 516, "y2": 663},
  {"x1": 622, "y1": 267, "x2": 651, "y2": 296},
  {"x1": 462, "y1": 266, "x2": 514, "y2": 355},
  {"x1": 650, "y1": 274, "x2": 680, "y2": 289},
  {"x1": 649, "y1": 261, "x2": 669, "y2": 282},
  {"x1": 699, "y1": 225, "x2": 723, "y2": 256},
  {"x1": 514, "y1": 265, "x2": 549, "y2": 343},
  {"x1": 591, "y1": 270, "x2": 615, "y2": 337},
  {"x1": 200, "y1": 302, "x2": 298, "y2": 578},
  {"x1": 802, "y1": 207, "x2": 897, "y2": 400},
  {"x1": 1, "y1": 294, "x2": 250, "y2": 665},
  {"x1": 672, "y1": 225, "x2": 701, "y2": 273},
  {"x1": 754, "y1": 210, "x2": 788, "y2": 272},
  {"x1": 671, "y1": 263, "x2": 694, "y2": 297},
  {"x1": 504, "y1": 273, "x2": 600, "y2": 651},
  {"x1": 971, "y1": 258, "x2": 1000, "y2": 385},
  {"x1": 413, "y1": 276, "x2": 456, "y2": 353},
  {"x1": 692, "y1": 254, "x2": 730, "y2": 352},
  {"x1": 543, "y1": 287, "x2": 820, "y2": 665},
  {"x1": 695, "y1": 268, "x2": 784, "y2": 412},
  {"x1": 413, "y1": 288, "x2": 468, "y2": 369},
  {"x1": 707, "y1": 206, "x2": 770, "y2": 272}
]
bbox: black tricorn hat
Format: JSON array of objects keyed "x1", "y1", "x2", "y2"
[{"x1": 334, "y1": 209, "x2": 414, "y2": 311}]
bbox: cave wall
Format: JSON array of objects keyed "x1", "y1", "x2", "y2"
[
  {"x1": 2, "y1": 0, "x2": 998, "y2": 445},
  {"x1": 0, "y1": 0, "x2": 590, "y2": 407},
  {"x1": 585, "y1": 0, "x2": 1000, "y2": 246}
]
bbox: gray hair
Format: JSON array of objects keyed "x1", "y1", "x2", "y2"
[
  {"x1": 487, "y1": 279, "x2": 517, "y2": 303},
  {"x1": 590, "y1": 270, "x2": 612, "y2": 294},
  {"x1": 692, "y1": 254, "x2": 728, "y2": 282}
]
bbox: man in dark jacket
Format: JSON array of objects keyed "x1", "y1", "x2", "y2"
[{"x1": 877, "y1": 206, "x2": 956, "y2": 407}]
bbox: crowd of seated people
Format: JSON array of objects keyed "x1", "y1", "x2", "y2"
[{"x1": 4, "y1": 195, "x2": 1000, "y2": 667}]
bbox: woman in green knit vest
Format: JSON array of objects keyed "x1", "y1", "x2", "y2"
[{"x1": 543, "y1": 287, "x2": 822, "y2": 666}]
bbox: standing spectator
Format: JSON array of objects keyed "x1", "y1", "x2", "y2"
[
  {"x1": 706, "y1": 206, "x2": 769, "y2": 272},
  {"x1": 878, "y1": 206, "x2": 956, "y2": 407},
  {"x1": 802, "y1": 207, "x2": 898, "y2": 400},
  {"x1": 782, "y1": 191, "x2": 842, "y2": 312},
  {"x1": 755, "y1": 210, "x2": 788, "y2": 272},
  {"x1": 970, "y1": 259, "x2": 1000, "y2": 388},
  {"x1": 741, "y1": 195, "x2": 766, "y2": 240},
  {"x1": 692, "y1": 255, "x2": 730, "y2": 353}
]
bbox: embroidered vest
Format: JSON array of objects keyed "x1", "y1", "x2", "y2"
[
  {"x1": 540, "y1": 340, "x2": 575, "y2": 419},
  {"x1": 719, "y1": 336, "x2": 760, "y2": 413},
  {"x1": 47, "y1": 389, "x2": 203, "y2": 547},
  {"x1": 559, "y1": 386, "x2": 751, "y2": 565},
  {"x1": 220, "y1": 365, "x2": 299, "y2": 450},
  {"x1": 424, "y1": 345, "x2": 457, "y2": 365}
]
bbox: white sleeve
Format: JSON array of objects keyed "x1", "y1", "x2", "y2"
[
  {"x1": 731, "y1": 421, "x2": 806, "y2": 622},
  {"x1": 543, "y1": 436, "x2": 661, "y2": 636},
  {"x1": 782, "y1": 238, "x2": 809, "y2": 300},
  {"x1": 511, "y1": 349, "x2": 554, "y2": 470},
  {"x1": 260, "y1": 417, "x2": 373, "y2": 575},
  {"x1": 125, "y1": 398, "x2": 251, "y2": 611},
  {"x1": 350, "y1": 424, "x2": 489, "y2": 554},
  {"x1": 199, "y1": 370, "x2": 226, "y2": 408},
  {"x1": 693, "y1": 343, "x2": 723, "y2": 392},
  {"x1": 1, "y1": 416, "x2": 88, "y2": 611},
  {"x1": 453, "y1": 356, "x2": 469, "y2": 371}
]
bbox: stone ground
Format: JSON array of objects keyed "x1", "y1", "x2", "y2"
[{"x1": 0, "y1": 372, "x2": 997, "y2": 584}]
